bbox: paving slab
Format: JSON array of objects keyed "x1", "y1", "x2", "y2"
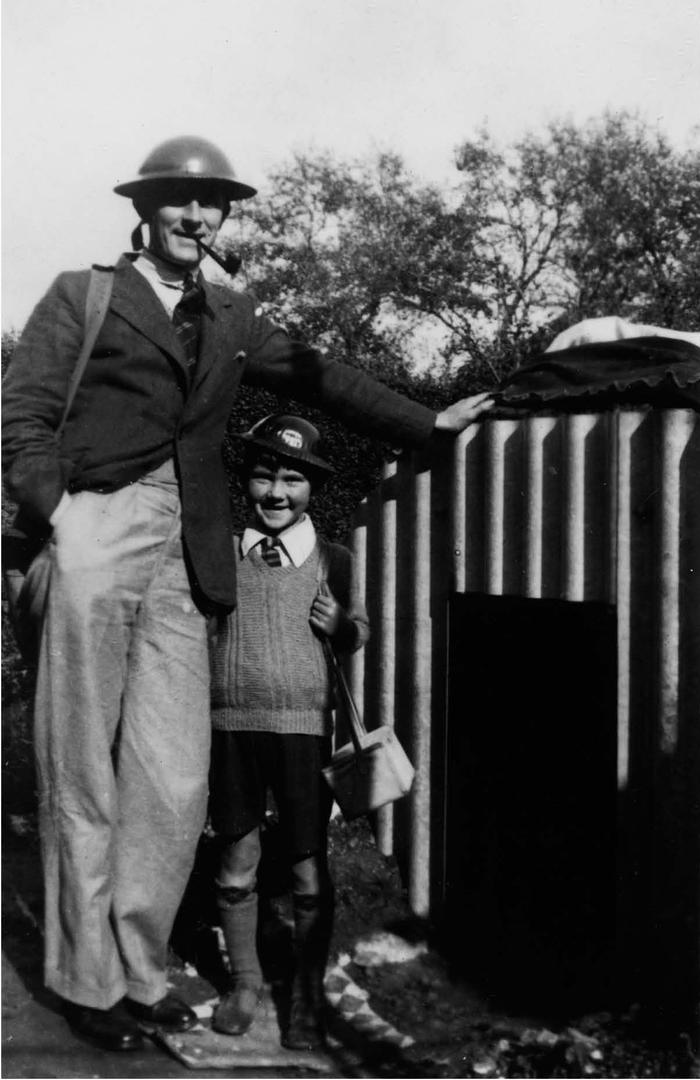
[
  {"x1": 154, "y1": 989, "x2": 334, "y2": 1072},
  {"x1": 1, "y1": 948, "x2": 400, "y2": 1078},
  {"x1": 1, "y1": 826, "x2": 415, "y2": 1078}
]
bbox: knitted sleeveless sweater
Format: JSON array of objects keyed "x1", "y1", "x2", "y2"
[{"x1": 210, "y1": 538, "x2": 367, "y2": 736}]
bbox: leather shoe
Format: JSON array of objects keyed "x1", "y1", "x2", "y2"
[
  {"x1": 125, "y1": 993, "x2": 197, "y2": 1032},
  {"x1": 212, "y1": 985, "x2": 262, "y2": 1036},
  {"x1": 63, "y1": 1001, "x2": 143, "y2": 1051},
  {"x1": 281, "y1": 994, "x2": 326, "y2": 1051}
]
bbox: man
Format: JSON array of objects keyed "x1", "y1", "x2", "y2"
[{"x1": 2, "y1": 135, "x2": 493, "y2": 1051}]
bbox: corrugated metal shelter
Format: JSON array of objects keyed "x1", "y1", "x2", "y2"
[{"x1": 346, "y1": 403, "x2": 699, "y2": 1027}]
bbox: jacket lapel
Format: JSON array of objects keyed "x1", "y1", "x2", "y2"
[
  {"x1": 108, "y1": 255, "x2": 188, "y2": 375},
  {"x1": 108, "y1": 257, "x2": 244, "y2": 391}
]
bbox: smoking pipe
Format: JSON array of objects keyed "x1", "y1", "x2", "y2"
[{"x1": 196, "y1": 238, "x2": 241, "y2": 277}]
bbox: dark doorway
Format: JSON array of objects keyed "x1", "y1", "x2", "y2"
[{"x1": 442, "y1": 592, "x2": 617, "y2": 1014}]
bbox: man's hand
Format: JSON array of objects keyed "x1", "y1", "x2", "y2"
[{"x1": 434, "y1": 392, "x2": 495, "y2": 434}]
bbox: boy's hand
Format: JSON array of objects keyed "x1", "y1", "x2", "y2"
[{"x1": 310, "y1": 584, "x2": 348, "y2": 639}]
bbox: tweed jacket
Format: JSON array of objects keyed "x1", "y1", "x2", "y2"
[{"x1": 2, "y1": 255, "x2": 435, "y2": 607}]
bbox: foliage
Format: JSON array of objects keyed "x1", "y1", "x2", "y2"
[
  {"x1": 2, "y1": 331, "x2": 30, "y2": 709},
  {"x1": 222, "y1": 383, "x2": 390, "y2": 544},
  {"x1": 4, "y1": 110, "x2": 698, "y2": 697},
  {"x1": 454, "y1": 112, "x2": 700, "y2": 363},
  {"x1": 223, "y1": 111, "x2": 699, "y2": 392},
  {"x1": 2, "y1": 331, "x2": 18, "y2": 378},
  {"x1": 227, "y1": 150, "x2": 495, "y2": 385},
  {"x1": 2, "y1": 118, "x2": 699, "y2": 1068}
]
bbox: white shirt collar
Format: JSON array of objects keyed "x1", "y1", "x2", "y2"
[
  {"x1": 133, "y1": 250, "x2": 205, "y2": 317},
  {"x1": 134, "y1": 249, "x2": 193, "y2": 288},
  {"x1": 240, "y1": 515, "x2": 316, "y2": 567}
]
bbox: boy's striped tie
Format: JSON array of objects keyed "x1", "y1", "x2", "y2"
[{"x1": 260, "y1": 537, "x2": 282, "y2": 566}]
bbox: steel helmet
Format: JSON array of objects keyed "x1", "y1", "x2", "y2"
[
  {"x1": 113, "y1": 135, "x2": 257, "y2": 202},
  {"x1": 237, "y1": 414, "x2": 335, "y2": 474}
]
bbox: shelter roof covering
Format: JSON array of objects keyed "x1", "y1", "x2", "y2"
[{"x1": 498, "y1": 337, "x2": 700, "y2": 411}]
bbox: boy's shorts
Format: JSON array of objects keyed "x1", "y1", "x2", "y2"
[{"x1": 209, "y1": 730, "x2": 333, "y2": 860}]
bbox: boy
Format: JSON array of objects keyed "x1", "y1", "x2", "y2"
[{"x1": 208, "y1": 413, "x2": 369, "y2": 1050}]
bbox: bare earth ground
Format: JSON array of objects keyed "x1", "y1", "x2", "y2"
[
  {"x1": 2, "y1": 789, "x2": 699, "y2": 1078},
  {"x1": 326, "y1": 818, "x2": 699, "y2": 1079}
]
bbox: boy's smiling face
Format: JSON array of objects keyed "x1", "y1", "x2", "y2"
[{"x1": 247, "y1": 458, "x2": 312, "y2": 535}]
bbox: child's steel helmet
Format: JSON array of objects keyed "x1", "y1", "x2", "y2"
[
  {"x1": 113, "y1": 136, "x2": 257, "y2": 202},
  {"x1": 238, "y1": 414, "x2": 334, "y2": 473}
]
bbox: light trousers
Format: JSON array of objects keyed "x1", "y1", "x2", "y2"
[{"x1": 28, "y1": 462, "x2": 210, "y2": 1009}]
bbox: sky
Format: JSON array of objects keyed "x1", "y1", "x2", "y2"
[{"x1": 2, "y1": 0, "x2": 699, "y2": 331}]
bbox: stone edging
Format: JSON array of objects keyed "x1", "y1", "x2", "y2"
[{"x1": 324, "y1": 952, "x2": 415, "y2": 1052}]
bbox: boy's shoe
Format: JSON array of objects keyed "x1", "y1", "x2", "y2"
[
  {"x1": 284, "y1": 889, "x2": 333, "y2": 1051},
  {"x1": 281, "y1": 991, "x2": 326, "y2": 1051},
  {"x1": 63, "y1": 1000, "x2": 144, "y2": 1051},
  {"x1": 125, "y1": 993, "x2": 197, "y2": 1031},
  {"x1": 212, "y1": 985, "x2": 262, "y2": 1036}
]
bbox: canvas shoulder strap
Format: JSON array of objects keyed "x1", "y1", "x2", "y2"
[
  {"x1": 316, "y1": 537, "x2": 330, "y2": 588},
  {"x1": 56, "y1": 266, "x2": 114, "y2": 439},
  {"x1": 315, "y1": 536, "x2": 346, "y2": 593}
]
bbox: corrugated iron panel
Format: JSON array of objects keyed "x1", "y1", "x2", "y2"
[{"x1": 347, "y1": 408, "x2": 700, "y2": 939}]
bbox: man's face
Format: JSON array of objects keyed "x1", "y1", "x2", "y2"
[
  {"x1": 142, "y1": 183, "x2": 228, "y2": 268},
  {"x1": 247, "y1": 460, "x2": 312, "y2": 535}
]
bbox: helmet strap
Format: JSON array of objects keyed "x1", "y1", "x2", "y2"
[{"x1": 130, "y1": 222, "x2": 145, "y2": 252}]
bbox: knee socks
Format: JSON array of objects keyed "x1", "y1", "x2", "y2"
[{"x1": 215, "y1": 882, "x2": 262, "y2": 991}]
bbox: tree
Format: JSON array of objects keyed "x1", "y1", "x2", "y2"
[
  {"x1": 5, "y1": 114, "x2": 698, "y2": 533},
  {"x1": 219, "y1": 152, "x2": 480, "y2": 540},
  {"x1": 453, "y1": 112, "x2": 700, "y2": 373},
  {"x1": 222, "y1": 112, "x2": 699, "y2": 398},
  {"x1": 2, "y1": 331, "x2": 18, "y2": 379},
  {"x1": 227, "y1": 151, "x2": 487, "y2": 386},
  {"x1": 4, "y1": 114, "x2": 699, "y2": 723}
]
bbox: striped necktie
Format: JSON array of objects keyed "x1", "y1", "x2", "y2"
[
  {"x1": 173, "y1": 272, "x2": 205, "y2": 374},
  {"x1": 260, "y1": 536, "x2": 283, "y2": 566}
]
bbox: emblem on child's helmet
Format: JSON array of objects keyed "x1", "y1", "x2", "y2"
[
  {"x1": 279, "y1": 429, "x2": 304, "y2": 450},
  {"x1": 238, "y1": 414, "x2": 334, "y2": 473}
]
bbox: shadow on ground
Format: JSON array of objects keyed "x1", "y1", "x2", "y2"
[{"x1": 3, "y1": 786, "x2": 699, "y2": 1077}]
